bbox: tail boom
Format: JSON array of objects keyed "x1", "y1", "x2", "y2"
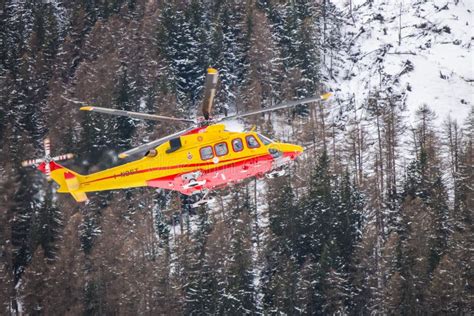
[{"x1": 38, "y1": 161, "x2": 88, "y2": 202}]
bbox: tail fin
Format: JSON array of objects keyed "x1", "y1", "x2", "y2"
[{"x1": 38, "y1": 161, "x2": 88, "y2": 202}]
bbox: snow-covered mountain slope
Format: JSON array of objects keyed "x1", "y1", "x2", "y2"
[{"x1": 331, "y1": 0, "x2": 473, "y2": 123}]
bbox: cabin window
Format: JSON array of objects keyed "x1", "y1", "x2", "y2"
[
  {"x1": 215, "y1": 142, "x2": 228, "y2": 157},
  {"x1": 200, "y1": 146, "x2": 214, "y2": 160},
  {"x1": 232, "y1": 138, "x2": 244, "y2": 152},
  {"x1": 246, "y1": 135, "x2": 260, "y2": 148}
]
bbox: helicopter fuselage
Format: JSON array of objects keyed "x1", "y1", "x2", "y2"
[{"x1": 52, "y1": 124, "x2": 303, "y2": 197}]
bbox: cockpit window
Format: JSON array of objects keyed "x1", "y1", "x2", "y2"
[
  {"x1": 246, "y1": 135, "x2": 260, "y2": 148},
  {"x1": 257, "y1": 134, "x2": 273, "y2": 145}
]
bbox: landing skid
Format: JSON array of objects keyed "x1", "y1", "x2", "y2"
[{"x1": 183, "y1": 179, "x2": 206, "y2": 190}]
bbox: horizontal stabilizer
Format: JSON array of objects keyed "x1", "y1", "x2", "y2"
[
  {"x1": 70, "y1": 191, "x2": 88, "y2": 202},
  {"x1": 64, "y1": 171, "x2": 88, "y2": 202}
]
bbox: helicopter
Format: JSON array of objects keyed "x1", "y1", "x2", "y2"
[{"x1": 22, "y1": 68, "x2": 331, "y2": 206}]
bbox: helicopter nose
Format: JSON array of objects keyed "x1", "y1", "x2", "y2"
[
  {"x1": 294, "y1": 145, "x2": 304, "y2": 154},
  {"x1": 274, "y1": 144, "x2": 303, "y2": 160},
  {"x1": 289, "y1": 145, "x2": 304, "y2": 159}
]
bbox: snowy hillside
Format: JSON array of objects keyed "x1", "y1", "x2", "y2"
[{"x1": 332, "y1": 0, "x2": 473, "y2": 123}]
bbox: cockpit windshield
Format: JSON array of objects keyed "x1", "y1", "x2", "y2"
[{"x1": 257, "y1": 134, "x2": 274, "y2": 145}]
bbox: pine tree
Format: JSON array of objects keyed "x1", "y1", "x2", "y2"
[
  {"x1": 433, "y1": 109, "x2": 474, "y2": 314},
  {"x1": 239, "y1": 8, "x2": 281, "y2": 126},
  {"x1": 183, "y1": 205, "x2": 220, "y2": 315},
  {"x1": 299, "y1": 150, "x2": 333, "y2": 262},
  {"x1": 267, "y1": 175, "x2": 299, "y2": 258},
  {"x1": 321, "y1": 266, "x2": 350, "y2": 314},
  {"x1": 259, "y1": 0, "x2": 320, "y2": 104},
  {"x1": 20, "y1": 246, "x2": 52, "y2": 314},
  {"x1": 46, "y1": 212, "x2": 86, "y2": 315},
  {"x1": 427, "y1": 254, "x2": 467, "y2": 314},
  {"x1": 210, "y1": 0, "x2": 247, "y2": 115},
  {"x1": 453, "y1": 108, "x2": 473, "y2": 227},
  {"x1": 32, "y1": 187, "x2": 62, "y2": 260},
  {"x1": 156, "y1": 0, "x2": 211, "y2": 113},
  {"x1": 296, "y1": 151, "x2": 334, "y2": 314},
  {"x1": 221, "y1": 188, "x2": 257, "y2": 314},
  {"x1": 112, "y1": 64, "x2": 136, "y2": 150},
  {"x1": 262, "y1": 175, "x2": 301, "y2": 314},
  {"x1": 333, "y1": 172, "x2": 363, "y2": 268},
  {"x1": 383, "y1": 271, "x2": 403, "y2": 313},
  {"x1": 397, "y1": 197, "x2": 432, "y2": 314},
  {"x1": 427, "y1": 176, "x2": 449, "y2": 271},
  {"x1": 401, "y1": 106, "x2": 451, "y2": 273},
  {"x1": 351, "y1": 222, "x2": 379, "y2": 314},
  {"x1": 319, "y1": 0, "x2": 345, "y2": 80},
  {"x1": 0, "y1": 160, "x2": 16, "y2": 313},
  {"x1": 299, "y1": 241, "x2": 346, "y2": 315},
  {"x1": 398, "y1": 136, "x2": 451, "y2": 313},
  {"x1": 79, "y1": 207, "x2": 101, "y2": 255},
  {"x1": 10, "y1": 169, "x2": 40, "y2": 285}
]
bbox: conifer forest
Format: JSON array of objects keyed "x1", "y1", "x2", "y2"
[{"x1": 0, "y1": 0, "x2": 472, "y2": 314}]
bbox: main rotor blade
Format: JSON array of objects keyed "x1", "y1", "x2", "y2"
[
  {"x1": 60, "y1": 95, "x2": 87, "y2": 105},
  {"x1": 118, "y1": 127, "x2": 196, "y2": 159},
  {"x1": 220, "y1": 93, "x2": 333, "y2": 121},
  {"x1": 202, "y1": 68, "x2": 219, "y2": 120},
  {"x1": 80, "y1": 106, "x2": 195, "y2": 123},
  {"x1": 21, "y1": 158, "x2": 45, "y2": 167}
]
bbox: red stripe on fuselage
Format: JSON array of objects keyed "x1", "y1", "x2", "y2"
[{"x1": 82, "y1": 153, "x2": 266, "y2": 184}]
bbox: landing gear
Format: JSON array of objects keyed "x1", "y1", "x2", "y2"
[
  {"x1": 191, "y1": 190, "x2": 215, "y2": 208},
  {"x1": 265, "y1": 168, "x2": 286, "y2": 179},
  {"x1": 181, "y1": 171, "x2": 206, "y2": 190},
  {"x1": 183, "y1": 179, "x2": 207, "y2": 190}
]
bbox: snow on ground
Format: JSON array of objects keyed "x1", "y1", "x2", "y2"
[
  {"x1": 328, "y1": 0, "x2": 472, "y2": 203},
  {"x1": 332, "y1": 0, "x2": 473, "y2": 124}
]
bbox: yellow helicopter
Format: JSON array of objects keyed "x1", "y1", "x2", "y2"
[{"x1": 22, "y1": 68, "x2": 331, "y2": 206}]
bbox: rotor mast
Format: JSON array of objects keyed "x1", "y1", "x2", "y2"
[{"x1": 201, "y1": 67, "x2": 219, "y2": 121}]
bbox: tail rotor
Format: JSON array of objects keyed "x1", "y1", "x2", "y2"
[{"x1": 21, "y1": 137, "x2": 75, "y2": 181}]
